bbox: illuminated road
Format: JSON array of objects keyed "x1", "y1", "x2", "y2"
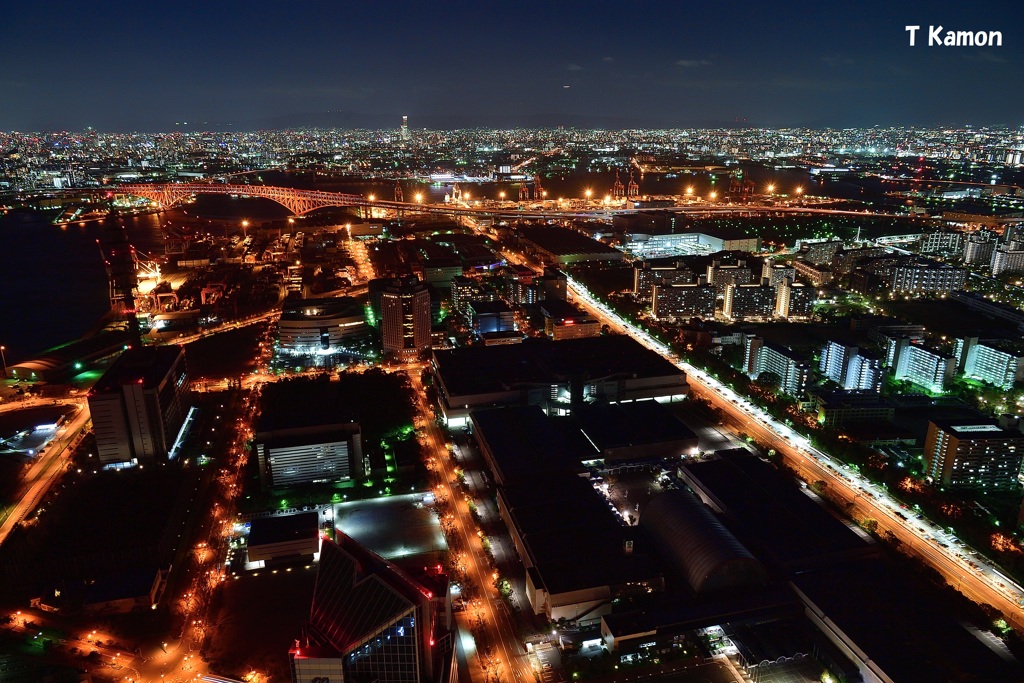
[
  {"x1": 563, "y1": 276, "x2": 1024, "y2": 628},
  {"x1": 406, "y1": 368, "x2": 533, "y2": 683},
  {"x1": 0, "y1": 402, "x2": 89, "y2": 547},
  {"x1": 155, "y1": 309, "x2": 281, "y2": 347}
]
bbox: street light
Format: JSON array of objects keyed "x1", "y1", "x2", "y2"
[
  {"x1": 367, "y1": 194, "x2": 376, "y2": 202},
  {"x1": 415, "y1": 193, "x2": 423, "y2": 203},
  {"x1": 499, "y1": 191, "x2": 505, "y2": 201},
  {"x1": 795, "y1": 186, "x2": 804, "y2": 196},
  {"x1": 685, "y1": 186, "x2": 694, "y2": 196},
  {"x1": 709, "y1": 191, "x2": 717, "y2": 201},
  {"x1": 0, "y1": 345, "x2": 6, "y2": 378},
  {"x1": 766, "y1": 184, "x2": 775, "y2": 194},
  {"x1": 584, "y1": 188, "x2": 593, "y2": 200}
]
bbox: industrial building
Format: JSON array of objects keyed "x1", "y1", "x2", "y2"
[
  {"x1": 572, "y1": 401, "x2": 698, "y2": 463},
  {"x1": 247, "y1": 512, "x2": 321, "y2": 565},
  {"x1": 254, "y1": 381, "x2": 364, "y2": 490},
  {"x1": 290, "y1": 534, "x2": 453, "y2": 683},
  {"x1": 88, "y1": 345, "x2": 190, "y2": 464},
  {"x1": 468, "y1": 300, "x2": 515, "y2": 335},
  {"x1": 471, "y1": 406, "x2": 663, "y2": 622},
  {"x1": 431, "y1": 336, "x2": 688, "y2": 427},
  {"x1": 515, "y1": 226, "x2": 624, "y2": 265},
  {"x1": 540, "y1": 299, "x2": 600, "y2": 340},
  {"x1": 640, "y1": 490, "x2": 767, "y2": 594},
  {"x1": 277, "y1": 297, "x2": 367, "y2": 354},
  {"x1": 924, "y1": 419, "x2": 1024, "y2": 489},
  {"x1": 564, "y1": 443, "x2": 1020, "y2": 682}
]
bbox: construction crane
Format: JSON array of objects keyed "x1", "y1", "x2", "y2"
[
  {"x1": 627, "y1": 171, "x2": 639, "y2": 198},
  {"x1": 610, "y1": 171, "x2": 626, "y2": 200},
  {"x1": 96, "y1": 213, "x2": 141, "y2": 344}
]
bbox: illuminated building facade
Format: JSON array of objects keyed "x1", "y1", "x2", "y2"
[
  {"x1": 277, "y1": 297, "x2": 368, "y2": 355},
  {"x1": 290, "y1": 534, "x2": 453, "y2": 683},
  {"x1": 381, "y1": 276, "x2": 431, "y2": 359},
  {"x1": 924, "y1": 420, "x2": 1024, "y2": 489}
]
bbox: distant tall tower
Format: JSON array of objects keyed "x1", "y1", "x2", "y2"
[
  {"x1": 400, "y1": 115, "x2": 410, "y2": 141},
  {"x1": 381, "y1": 276, "x2": 431, "y2": 359}
]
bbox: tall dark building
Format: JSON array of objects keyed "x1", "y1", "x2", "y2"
[
  {"x1": 381, "y1": 276, "x2": 431, "y2": 359},
  {"x1": 87, "y1": 345, "x2": 189, "y2": 464}
]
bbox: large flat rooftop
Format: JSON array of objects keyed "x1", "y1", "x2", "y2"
[
  {"x1": 433, "y1": 335, "x2": 684, "y2": 398},
  {"x1": 333, "y1": 492, "x2": 447, "y2": 565},
  {"x1": 680, "y1": 451, "x2": 874, "y2": 572},
  {"x1": 517, "y1": 226, "x2": 622, "y2": 257},
  {"x1": 793, "y1": 560, "x2": 1024, "y2": 683},
  {"x1": 574, "y1": 400, "x2": 697, "y2": 451},
  {"x1": 91, "y1": 345, "x2": 184, "y2": 394}
]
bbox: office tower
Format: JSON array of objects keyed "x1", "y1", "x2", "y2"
[
  {"x1": 88, "y1": 346, "x2": 190, "y2": 464},
  {"x1": 381, "y1": 276, "x2": 431, "y2": 359}
]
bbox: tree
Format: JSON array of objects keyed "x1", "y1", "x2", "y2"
[{"x1": 756, "y1": 371, "x2": 783, "y2": 391}]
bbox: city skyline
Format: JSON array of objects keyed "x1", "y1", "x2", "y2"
[
  {"x1": 2, "y1": 0, "x2": 1023, "y2": 131},
  {"x1": 8, "y1": 5, "x2": 1024, "y2": 681}
]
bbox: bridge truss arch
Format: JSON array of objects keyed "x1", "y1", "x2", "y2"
[{"x1": 114, "y1": 183, "x2": 366, "y2": 216}]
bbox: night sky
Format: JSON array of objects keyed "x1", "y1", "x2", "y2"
[{"x1": 2, "y1": 0, "x2": 1023, "y2": 131}]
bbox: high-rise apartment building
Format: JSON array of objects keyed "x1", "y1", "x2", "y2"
[
  {"x1": 743, "y1": 336, "x2": 809, "y2": 396},
  {"x1": 892, "y1": 341, "x2": 955, "y2": 392},
  {"x1": 955, "y1": 337, "x2": 1024, "y2": 390},
  {"x1": 651, "y1": 282, "x2": 716, "y2": 320},
  {"x1": 819, "y1": 341, "x2": 882, "y2": 392},
  {"x1": 723, "y1": 281, "x2": 776, "y2": 320},
  {"x1": 924, "y1": 419, "x2": 1024, "y2": 489},
  {"x1": 775, "y1": 279, "x2": 814, "y2": 319}
]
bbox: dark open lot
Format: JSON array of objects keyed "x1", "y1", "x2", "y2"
[{"x1": 204, "y1": 566, "x2": 316, "y2": 681}]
